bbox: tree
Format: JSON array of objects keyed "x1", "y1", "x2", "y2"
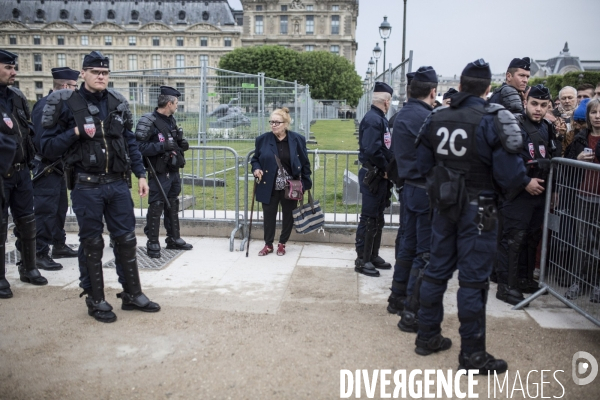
[
  {"x1": 218, "y1": 46, "x2": 363, "y2": 106},
  {"x1": 528, "y1": 71, "x2": 600, "y2": 99}
]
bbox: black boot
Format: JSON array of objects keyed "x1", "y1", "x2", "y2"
[
  {"x1": 398, "y1": 309, "x2": 419, "y2": 333},
  {"x1": 81, "y1": 235, "x2": 116, "y2": 323},
  {"x1": 145, "y1": 201, "x2": 164, "y2": 258},
  {"x1": 114, "y1": 232, "x2": 161, "y2": 312},
  {"x1": 0, "y1": 218, "x2": 12, "y2": 299},
  {"x1": 519, "y1": 278, "x2": 539, "y2": 294},
  {"x1": 387, "y1": 280, "x2": 407, "y2": 314},
  {"x1": 15, "y1": 214, "x2": 47, "y2": 285},
  {"x1": 36, "y1": 253, "x2": 63, "y2": 271},
  {"x1": 496, "y1": 283, "x2": 527, "y2": 306},
  {"x1": 371, "y1": 218, "x2": 392, "y2": 269},
  {"x1": 459, "y1": 351, "x2": 508, "y2": 375},
  {"x1": 415, "y1": 334, "x2": 452, "y2": 356},
  {"x1": 355, "y1": 218, "x2": 380, "y2": 277},
  {"x1": 51, "y1": 243, "x2": 78, "y2": 259},
  {"x1": 165, "y1": 198, "x2": 193, "y2": 250}
]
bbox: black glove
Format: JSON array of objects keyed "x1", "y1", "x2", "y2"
[
  {"x1": 163, "y1": 140, "x2": 176, "y2": 152},
  {"x1": 178, "y1": 138, "x2": 189, "y2": 151}
]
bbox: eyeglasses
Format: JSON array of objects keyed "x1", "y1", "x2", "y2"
[
  {"x1": 84, "y1": 69, "x2": 110, "y2": 76},
  {"x1": 269, "y1": 120, "x2": 283, "y2": 126},
  {"x1": 65, "y1": 83, "x2": 78, "y2": 89}
]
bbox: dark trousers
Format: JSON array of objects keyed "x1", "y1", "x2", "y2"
[
  {"x1": 397, "y1": 184, "x2": 431, "y2": 299},
  {"x1": 355, "y1": 167, "x2": 390, "y2": 254},
  {"x1": 418, "y1": 203, "x2": 496, "y2": 353},
  {"x1": 392, "y1": 201, "x2": 408, "y2": 293},
  {"x1": 497, "y1": 191, "x2": 545, "y2": 284},
  {"x1": 32, "y1": 160, "x2": 68, "y2": 255},
  {"x1": 262, "y1": 189, "x2": 297, "y2": 246},
  {"x1": 71, "y1": 179, "x2": 136, "y2": 290},
  {"x1": 2, "y1": 168, "x2": 34, "y2": 251},
  {"x1": 148, "y1": 171, "x2": 181, "y2": 237}
]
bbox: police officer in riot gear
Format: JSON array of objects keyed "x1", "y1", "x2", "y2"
[
  {"x1": 0, "y1": 134, "x2": 16, "y2": 298},
  {"x1": 415, "y1": 59, "x2": 531, "y2": 374},
  {"x1": 31, "y1": 67, "x2": 80, "y2": 271},
  {"x1": 489, "y1": 57, "x2": 531, "y2": 114},
  {"x1": 41, "y1": 51, "x2": 160, "y2": 323},
  {"x1": 0, "y1": 49, "x2": 48, "y2": 298},
  {"x1": 496, "y1": 85, "x2": 556, "y2": 305},
  {"x1": 136, "y1": 86, "x2": 192, "y2": 258},
  {"x1": 354, "y1": 82, "x2": 395, "y2": 277},
  {"x1": 391, "y1": 66, "x2": 438, "y2": 333}
]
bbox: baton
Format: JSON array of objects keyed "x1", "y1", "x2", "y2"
[
  {"x1": 144, "y1": 156, "x2": 171, "y2": 210},
  {"x1": 31, "y1": 159, "x2": 63, "y2": 183},
  {"x1": 246, "y1": 178, "x2": 259, "y2": 257}
]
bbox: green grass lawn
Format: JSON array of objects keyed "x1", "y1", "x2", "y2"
[{"x1": 126, "y1": 119, "x2": 362, "y2": 217}]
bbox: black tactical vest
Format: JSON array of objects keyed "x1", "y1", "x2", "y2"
[
  {"x1": 63, "y1": 90, "x2": 130, "y2": 174},
  {"x1": 0, "y1": 87, "x2": 35, "y2": 165},
  {"x1": 427, "y1": 103, "x2": 494, "y2": 199}
]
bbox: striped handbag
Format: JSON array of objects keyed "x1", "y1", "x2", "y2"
[{"x1": 292, "y1": 190, "x2": 325, "y2": 234}]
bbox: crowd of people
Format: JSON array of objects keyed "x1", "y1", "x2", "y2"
[{"x1": 354, "y1": 56, "x2": 600, "y2": 375}]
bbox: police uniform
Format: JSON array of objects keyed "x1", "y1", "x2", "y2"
[
  {"x1": 387, "y1": 72, "x2": 416, "y2": 312},
  {"x1": 31, "y1": 67, "x2": 80, "y2": 271},
  {"x1": 391, "y1": 66, "x2": 437, "y2": 333},
  {"x1": 0, "y1": 134, "x2": 17, "y2": 298},
  {"x1": 0, "y1": 50, "x2": 48, "y2": 299},
  {"x1": 41, "y1": 51, "x2": 160, "y2": 322},
  {"x1": 488, "y1": 57, "x2": 530, "y2": 115},
  {"x1": 354, "y1": 82, "x2": 394, "y2": 277},
  {"x1": 496, "y1": 85, "x2": 556, "y2": 305},
  {"x1": 415, "y1": 59, "x2": 528, "y2": 374},
  {"x1": 135, "y1": 86, "x2": 192, "y2": 258}
]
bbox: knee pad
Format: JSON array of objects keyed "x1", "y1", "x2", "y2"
[
  {"x1": 114, "y1": 232, "x2": 137, "y2": 249},
  {"x1": 14, "y1": 214, "x2": 36, "y2": 239},
  {"x1": 81, "y1": 235, "x2": 105, "y2": 251}
]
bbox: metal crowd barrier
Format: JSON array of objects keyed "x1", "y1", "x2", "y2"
[{"x1": 515, "y1": 158, "x2": 600, "y2": 327}]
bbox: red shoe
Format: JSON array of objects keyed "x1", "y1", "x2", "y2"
[
  {"x1": 277, "y1": 243, "x2": 286, "y2": 256},
  {"x1": 258, "y1": 244, "x2": 273, "y2": 256}
]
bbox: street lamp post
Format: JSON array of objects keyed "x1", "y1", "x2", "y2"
[
  {"x1": 368, "y1": 58, "x2": 375, "y2": 80},
  {"x1": 373, "y1": 43, "x2": 382, "y2": 77},
  {"x1": 379, "y1": 16, "x2": 392, "y2": 83}
]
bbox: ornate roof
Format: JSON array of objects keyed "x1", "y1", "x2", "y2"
[{"x1": 2, "y1": 0, "x2": 238, "y2": 28}]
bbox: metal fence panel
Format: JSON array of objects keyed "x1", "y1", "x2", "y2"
[{"x1": 515, "y1": 158, "x2": 600, "y2": 327}]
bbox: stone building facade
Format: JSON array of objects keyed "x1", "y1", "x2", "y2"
[
  {"x1": 0, "y1": 0, "x2": 358, "y2": 107},
  {"x1": 239, "y1": 0, "x2": 358, "y2": 62}
]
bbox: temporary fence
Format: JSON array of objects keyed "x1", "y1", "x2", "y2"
[
  {"x1": 109, "y1": 66, "x2": 314, "y2": 144},
  {"x1": 515, "y1": 158, "x2": 600, "y2": 327},
  {"x1": 311, "y1": 99, "x2": 349, "y2": 120},
  {"x1": 356, "y1": 51, "x2": 413, "y2": 123}
]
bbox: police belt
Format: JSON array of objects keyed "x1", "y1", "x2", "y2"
[
  {"x1": 11, "y1": 162, "x2": 27, "y2": 171},
  {"x1": 76, "y1": 172, "x2": 124, "y2": 186}
]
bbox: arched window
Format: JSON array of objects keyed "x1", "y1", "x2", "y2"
[
  {"x1": 36, "y1": 9, "x2": 45, "y2": 20},
  {"x1": 59, "y1": 9, "x2": 69, "y2": 19},
  {"x1": 178, "y1": 11, "x2": 186, "y2": 20},
  {"x1": 202, "y1": 11, "x2": 209, "y2": 21},
  {"x1": 154, "y1": 11, "x2": 162, "y2": 20},
  {"x1": 12, "y1": 8, "x2": 20, "y2": 18},
  {"x1": 83, "y1": 9, "x2": 92, "y2": 20},
  {"x1": 107, "y1": 10, "x2": 116, "y2": 19},
  {"x1": 131, "y1": 10, "x2": 139, "y2": 20}
]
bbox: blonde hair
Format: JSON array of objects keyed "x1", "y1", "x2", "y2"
[{"x1": 271, "y1": 107, "x2": 291, "y2": 128}]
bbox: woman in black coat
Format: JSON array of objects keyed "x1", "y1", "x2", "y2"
[{"x1": 250, "y1": 107, "x2": 312, "y2": 256}]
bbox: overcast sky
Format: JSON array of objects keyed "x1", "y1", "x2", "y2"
[{"x1": 228, "y1": 0, "x2": 599, "y2": 77}]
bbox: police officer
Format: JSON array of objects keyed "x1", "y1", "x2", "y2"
[
  {"x1": 496, "y1": 85, "x2": 555, "y2": 305},
  {"x1": 135, "y1": 86, "x2": 192, "y2": 258},
  {"x1": 31, "y1": 67, "x2": 80, "y2": 271},
  {"x1": 41, "y1": 51, "x2": 160, "y2": 323},
  {"x1": 0, "y1": 134, "x2": 17, "y2": 298},
  {"x1": 354, "y1": 82, "x2": 394, "y2": 277},
  {"x1": 391, "y1": 66, "x2": 438, "y2": 333},
  {"x1": 0, "y1": 49, "x2": 48, "y2": 299},
  {"x1": 442, "y1": 88, "x2": 457, "y2": 107},
  {"x1": 414, "y1": 59, "x2": 531, "y2": 374},
  {"x1": 489, "y1": 57, "x2": 531, "y2": 114}
]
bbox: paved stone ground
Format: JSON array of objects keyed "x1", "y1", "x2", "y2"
[{"x1": 1, "y1": 234, "x2": 599, "y2": 399}]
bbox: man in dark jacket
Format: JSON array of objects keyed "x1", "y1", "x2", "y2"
[
  {"x1": 354, "y1": 82, "x2": 394, "y2": 277},
  {"x1": 389, "y1": 66, "x2": 438, "y2": 333},
  {"x1": 136, "y1": 86, "x2": 192, "y2": 258},
  {"x1": 489, "y1": 57, "x2": 531, "y2": 114},
  {"x1": 31, "y1": 67, "x2": 80, "y2": 271}
]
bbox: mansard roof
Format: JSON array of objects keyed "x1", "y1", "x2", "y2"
[{"x1": 2, "y1": 0, "x2": 237, "y2": 27}]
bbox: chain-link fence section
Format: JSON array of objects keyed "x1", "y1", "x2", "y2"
[{"x1": 515, "y1": 158, "x2": 600, "y2": 327}]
